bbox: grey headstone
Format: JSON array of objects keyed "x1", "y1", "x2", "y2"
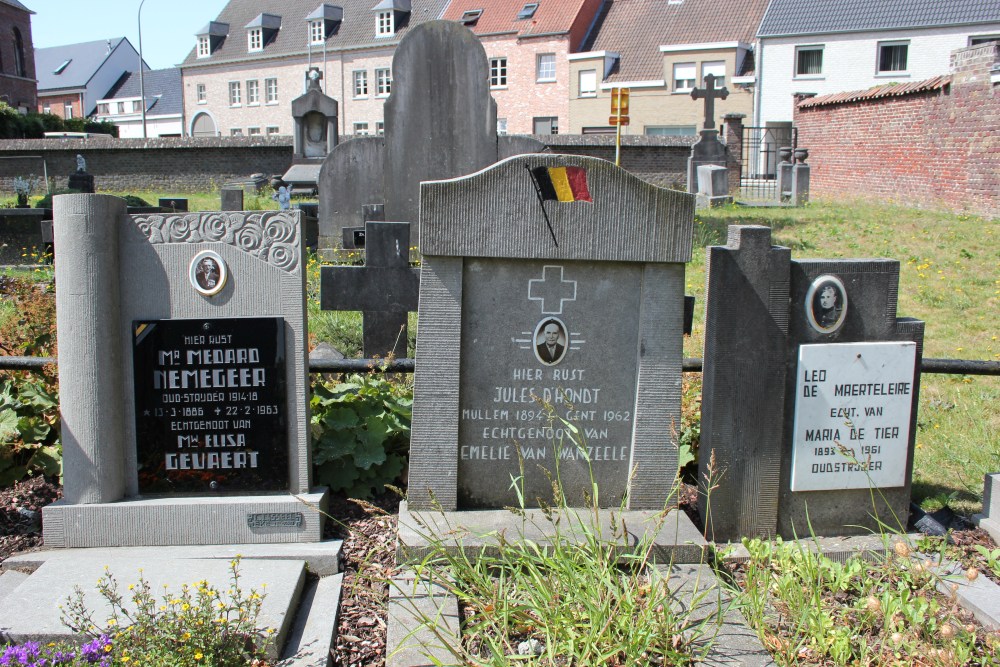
[
  {"x1": 67, "y1": 171, "x2": 95, "y2": 193},
  {"x1": 408, "y1": 154, "x2": 693, "y2": 511},
  {"x1": 699, "y1": 226, "x2": 789, "y2": 542},
  {"x1": 686, "y1": 130, "x2": 728, "y2": 193},
  {"x1": 777, "y1": 259, "x2": 924, "y2": 537},
  {"x1": 792, "y1": 163, "x2": 810, "y2": 206},
  {"x1": 973, "y1": 473, "x2": 1000, "y2": 543},
  {"x1": 317, "y1": 21, "x2": 545, "y2": 252},
  {"x1": 291, "y1": 70, "x2": 339, "y2": 160},
  {"x1": 697, "y1": 165, "x2": 729, "y2": 197},
  {"x1": 221, "y1": 187, "x2": 244, "y2": 211},
  {"x1": 45, "y1": 195, "x2": 322, "y2": 547}
]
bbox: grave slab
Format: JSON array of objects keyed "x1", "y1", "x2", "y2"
[
  {"x1": 0, "y1": 556, "x2": 305, "y2": 660},
  {"x1": 929, "y1": 559, "x2": 1000, "y2": 631},
  {"x1": 396, "y1": 502, "x2": 707, "y2": 565},
  {"x1": 653, "y1": 564, "x2": 776, "y2": 666},
  {"x1": 0, "y1": 570, "x2": 29, "y2": 603},
  {"x1": 2, "y1": 539, "x2": 343, "y2": 576},
  {"x1": 279, "y1": 573, "x2": 344, "y2": 667},
  {"x1": 387, "y1": 571, "x2": 461, "y2": 667}
]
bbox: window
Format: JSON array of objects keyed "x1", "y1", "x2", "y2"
[
  {"x1": 490, "y1": 57, "x2": 508, "y2": 88},
  {"x1": 230, "y1": 128, "x2": 243, "y2": 136},
  {"x1": 197, "y1": 36, "x2": 211, "y2": 58},
  {"x1": 376, "y1": 67, "x2": 391, "y2": 96},
  {"x1": 229, "y1": 81, "x2": 242, "y2": 105},
  {"x1": 582, "y1": 126, "x2": 615, "y2": 134},
  {"x1": 248, "y1": 127, "x2": 261, "y2": 136},
  {"x1": 53, "y1": 59, "x2": 71, "y2": 75},
  {"x1": 265, "y1": 78, "x2": 278, "y2": 103},
  {"x1": 97, "y1": 103, "x2": 110, "y2": 115},
  {"x1": 673, "y1": 62, "x2": 695, "y2": 92},
  {"x1": 197, "y1": 84, "x2": 206, "y2": 103},
  {"x1": 533, "y1": 116, "x2": 558, "y2": 134},
  {"x1": 353, "y1": 70, "x2": 369, "y2": 97},
  {"x1": 645, "y1": 125, "x2": 696, "y2": 136},
  {"x1": 702, "y1": 61, "x2": 725, "y2": 88},
  {"x1": 536, "y1": 54, "x2": 556, "y2": 82},
  {"x1": 460, "y1": 9, "x2": 482, "y2": 25},
  {"x1": 497, "y1": 118, "x2": 508, "y2": 135},
  {"x1": 517, "y1": 3, "x2": 538, "y2": 19},
  {"x1": 248, "y1": 27, "x2": 263, "y2": 52},
  {"x1": 13, "y1": 28, "x2": 26, "y2": 77},
  {"x1": 354, "y1": 121, "x2": 370, "y2": 136},
  {"x1": 878, "y1": 41, "x2": 908, "y2": 73},
  {"x1": 795, "y1": 46, "x2": 823, "y2": 76},
  {"x1": 376, "y1": 121, "x2": 385, "y2": 135},
  {"x1": 266, "y1": 126, "x2": 280, "y2": 135},
  {"x1": 42, "y1": 104, "x2": 50, "y2": 114},
  {"x1": 247, "y1": 79, "x2": 260, "y2": 104},
  {"x1": 117, "y1": 101, "x2": 126, "y2": 114},
  {"x1": 970, "y1": 35, "x2": 1000, "y2": 45},
  {"x1": 132, "y1": 100, "x2": 142, "y2": 113},
  {"x1": 578, "y1": 69, "x2": 597, "y2": 97},
  {"x1": 310, "y1": 20, "x2": 325, "y2": 45},
  {"x1": 64, "y1": 102, "x2": 73, "y2": 119},
  {"x1": 376, "y1": 11, "x2": 394, "y2": 37}
]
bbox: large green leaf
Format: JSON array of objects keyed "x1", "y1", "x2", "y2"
[
  {"x1": 321, "y1": 407, "x2": 360, "y2": 430},
  {"x1": 313, "y1": 430, "x2": 356, "y2": 464},
  {"x1": 27, "y1": 445, "x2": 61, "y2": 478},
  {"x1": 17, "y1": 416, "x2": 50, "y2": 444},
  {"x1": 0, "y1": 409, "x2": 20, "y2": 442},
  {"x1": 314, "y1": 460, "x2": 360, "y2": 494},
  {"x1": 19, "y1": 382, "x2": 57, "y2": 409}
]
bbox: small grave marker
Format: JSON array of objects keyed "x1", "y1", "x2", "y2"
[{"x1": 321, "y1": 221, "x2": 419, "y2": 359}]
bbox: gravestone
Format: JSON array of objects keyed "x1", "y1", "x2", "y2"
[
  {"x1": 696, "y1": 165, "x2": 732, "y2": 207},
  {"x1": 686, "y1": 74, "x2": 729, "y2": 193},
  {"x1": 974, "y1": 473, "x2": 1000, "y2": 544},
  {"x1": 221, "y1": 187, "x2": 244, "y2": 211},
  {"x1": 42, "y1": 194, "x2": 325, "y2": 547},
  {"x1": 317, "y1": 20, "x2": 545, "y2": 255},
  {"x1": 321, "y1": 221, "x2": 419, "y2": 358},
  {"x1": 283, "y1": 67, "x2": 339, "y2": 194},
  {"x1": 407, "y1": 154, "x2": 694, "y2": 511},
  {"x1": 67, "y1": 154, "x2": 95, "y2": 193},
  {"x1": 699, "y1": 225, "x2": 924, "y2": 541}
]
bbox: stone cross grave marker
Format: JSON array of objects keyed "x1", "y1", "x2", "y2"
[
  {"x1": 686, "y1": 74, "x2": 730, "y2": 193},
  {"x1": 317, "y1": 20, "x2": 545, "y2": 255},
  {"x1": 42, "y1": 194, "x2": 325, "y2": 548},
  {"x1": 407, "y1": 154, "x2": 694, "y2": 511},
  {"x1": 698, "y1": 225, "x2": 924, "y2": 541},
  {"x1": 321, "y1": 221, "x2": 420, "y2": 359}
]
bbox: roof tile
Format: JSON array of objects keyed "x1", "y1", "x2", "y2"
[{"x1": 759, "y1": 0, "x2": 1000, "y2": 38}]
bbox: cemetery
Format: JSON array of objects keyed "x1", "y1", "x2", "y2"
[{"x1": 0, "y1": 18, "x2": 998, "y2": 667}]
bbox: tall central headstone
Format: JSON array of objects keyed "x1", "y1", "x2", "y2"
[
  {"x1": 407, "y1": 154, "x2": 694, "y2": 511},
  {"x1": 317, "y1": 20, "x2": 545, "y2": 254}
]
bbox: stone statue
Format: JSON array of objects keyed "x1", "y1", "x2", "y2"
[
  {"x1": 273, "y1": 186, "x2": 291, "y2": 210},
  {"x1": 75, "y1": 154, "x2": 86, "y2": 173}
]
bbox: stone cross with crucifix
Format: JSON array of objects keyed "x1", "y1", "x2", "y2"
[
  {"x1": 320, "y1": 221, "x2": 420, "y2": 358},
  {"x1": 691, "y1": 73, "x2": 729, "y2": 131}
]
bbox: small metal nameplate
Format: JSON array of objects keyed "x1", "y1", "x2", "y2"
[{"x1": 247, "y1": 512, "x2": 304, "y2": 529}]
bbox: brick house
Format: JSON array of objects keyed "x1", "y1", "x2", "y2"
[
  {"x1": 178, "y1": 0, "x2": 449, "y2": 139},
  {"x1": 35, "y1": 37, "x2": 146, "y2": 119},
  {"x1": 756, "y1": 0, "x2": 1000, "y2": 129},
  {"x1": 567, "y1": 0, "x2": 769, "y2": 136},
  {"x1": 439, "y1": 0, "x2": 605, "y2": 135},
  {"x1": 0, "y1": 0, "x2": 37, "y2": 113}
]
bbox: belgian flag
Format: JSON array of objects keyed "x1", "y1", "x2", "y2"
[{"x1": 530, "y1": 166, "x2": 593, "y2": 203}]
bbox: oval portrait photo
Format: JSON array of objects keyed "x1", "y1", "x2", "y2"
[
  {"x1": 189, "y1": 250, "x2": 228, "y2": 297},
  {"x1": 805, "y1": 275, "x2": 847, "y2": 334},
  {"x1": 533, "y1": 317, "x2": 568, "y2": 366}
]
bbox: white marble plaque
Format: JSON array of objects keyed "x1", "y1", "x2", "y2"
[{"x1": 790, "y1": 341, "x2": 916, "y2": 492}]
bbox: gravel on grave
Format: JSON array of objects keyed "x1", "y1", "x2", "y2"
[{"x1": 3, "y1": 477, "x2": 998, "y2": 666}]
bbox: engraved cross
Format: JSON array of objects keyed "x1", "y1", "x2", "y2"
[
  {"x1": 691, "y1": 74, "x2": 729, "y2": 131},
  {"x1": 528, "y1": 265, "x2": 577, "y2": 315}
]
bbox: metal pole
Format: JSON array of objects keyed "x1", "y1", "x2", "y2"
[{"x1": 138, "y1": 0, "x2": 148, "y2": 139}]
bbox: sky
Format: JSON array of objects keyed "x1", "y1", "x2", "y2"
[{"x1": 28, "y1": 0, "x2": 232, "y2": 70}]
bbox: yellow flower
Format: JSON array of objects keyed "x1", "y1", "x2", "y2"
[
  {"x1": 182, "y1": 603, "x2": 190, "y2": 611},
  {"x1": 194, "y1": 651, "x2": 204, "y2": 660}
]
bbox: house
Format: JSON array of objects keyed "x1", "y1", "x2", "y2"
[
  {"x1": 567, "y1": 0, "x2": 770, "y2": 136},
  {"x1": 35, "y1": 37, "x2": 147, "y2": 119},
  {"x1": 439, "y1": 0, "x2": 605, "y2": 135},
  {"x1": 94, "y1": 68, "x2": 184, "y2": 138},
  {"x1": 179, "y1": 0, "x2": 449, "y2": 139},
  {"x1": 0, "y1": 0, "x2": 37, "y2": 113},
  {"x1": 756, "y1": 0, "x2": 1000, "y2": 128}
]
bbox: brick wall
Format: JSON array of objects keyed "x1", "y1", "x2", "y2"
[
  {"x1": 37, "y1": 93, "x2": 83, "y2": 119},
  {"x1": 793, "y1": 43, "x2": 999, "y2": 218},
  {"x1": 0, "y1": 134, "x2": 698, "y2": 193},
  {"x1": 0, "y1": 2, "x2": 37, "y2": 112}
]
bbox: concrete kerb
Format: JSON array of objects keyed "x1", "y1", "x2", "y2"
[{"x1": 279, "y1": 573, "x2": 345, "y2": 667}]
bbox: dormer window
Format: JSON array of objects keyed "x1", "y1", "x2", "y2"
[
  {"x1": 196, "y1": 22, "x2": 229, "y2": 58},
  {"x1": 310, "y1": 20, "x2": 325, "y2": 44},
  {"x1": 377, "y1": 11, "x2": 394, "y2": 36},
  {"x1": 248, "y1": 28, "x2": 263, "y2": 51},
  {"x1": 197, "y1": 36, "x2": 211, "y2": 57},
  {"x1": 517, "y1": 3, "x2": 538, "y2": 19},
  {"x1": 460, "y1": 9, "x2": 482, "y2": 25},
  {"x1": 54, "y1": 59, "x2": 72, "y2": 75}
]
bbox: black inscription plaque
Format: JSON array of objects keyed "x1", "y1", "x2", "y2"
[{"x1": 133, "y1": 317, "x2": 288, "y2": 494}]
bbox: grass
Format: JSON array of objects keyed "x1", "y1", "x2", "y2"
[{"x1": 683, "y1": 198, "x2": 999, "y2": 515}]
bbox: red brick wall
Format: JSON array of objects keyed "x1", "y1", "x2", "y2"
[
  {"x1": 793, "y1": 44, "x2": 999, "y2": 219},
  {"x1": 37, "y1": 93, "x2": 84, "y2": 119},
  {"x1": 0, "y1": 2, "x2": 38, "y2": 111}
]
